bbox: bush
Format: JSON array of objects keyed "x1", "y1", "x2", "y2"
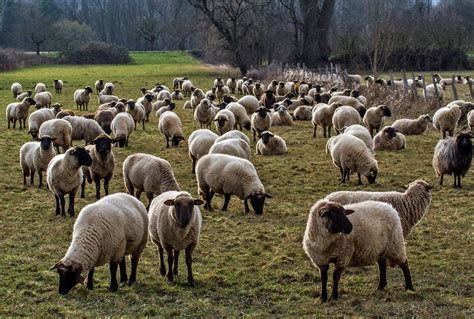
[
  {"x1": 0, "y1": 49, "x2": 54, "y2": 71},
  {"x1": 60, "y1": 42, "x2": 131, "y2": 64}
]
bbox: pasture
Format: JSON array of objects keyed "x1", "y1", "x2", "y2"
[{"x1": 0, "y1": 52, "x2": 472, "y2": 317}]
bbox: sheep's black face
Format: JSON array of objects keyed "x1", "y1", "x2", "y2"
[
  {"x1": 116, "y1": 136, "x2": 126, "y2": 148},
  {"x1": 172, "y1": 135, "x2": 185, "y2": 147},
  {"x1": 366, "y1": 169, "x2": 378, "y2": 184},
  {"x1": 382, "y1": 106, "x2": 392, "y2": 117},
  {"x1": 456, "y1": 133, "x2": 472, "y2": 152},
  {"x1": 384, "y1": 127, "x2": 397, "y2": 139},
  {"x1": 72, "y1": 147, "x2": 93, "y2": 166},
  {"x1": 85, "y1": 87, "x2": 93, "y2": 94},
  {"x1": 357, "y1": 107, "x2": 366, "y2": 118},
  {"x1": 261, "y1": 132, "x2": 273, "y2": 144},
  {"x1": 248, "y1": 192, "x2": 271, "y2": 215},
  {"x1": 29, "y1": 129, "x2": 39, "y2": 139},
  {"x1": 209, "y1": 94, "x2": 216, "y2": 101},
  {"x1": 315, "y1": 94, "x2": 322, "y2": 103},
  {"x1": 257, "y1": 107, "x2": 269, "y2": 118},
  {"x1": 40, "y1": 136, "x2": 54, "y2": 150},
  {"x1": 265, "y1": 90, "x2": 274, "y2": 98},
  {"x1": 93, "y1": 137, "x2": 112, "y2": 157},
  {"x1": 243, "y1": 121, "x2": 251, "y2": 130},
  {"x1": 255, "y1": 83, "x2": 261, "y2": 89},
  {"x1": 278, "y1": 82, "x2": 285, "y2": 88},
  {"x1": 215, "y1": 117, "x2": 227, "y2": 128},
  {"x1": 169, "y1": 103, "x2": 176, "y2": 111},
  {"x1": 351, "y1": 90, "x2": 360, "y2": 98},
  {"x1": 165, "y1": 197, "x2": 204, "y2": 228},
  {"x1": 52, "y1": 262, "x2": 84, "y2": 295},
  {"x1": 145, "y1": 94, "x2": 153, "y2": 102},
  {"x1": 320, "y1": 204, "x2": 353, "y2": 234},
  {"x1": 223, "y1": 95, "x2": 232, "y2": 104}
]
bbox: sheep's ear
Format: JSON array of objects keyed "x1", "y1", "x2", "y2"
[
  {"x1": 178, "y1": 136, "x2": 185, "y2": 141},
  {"x1": 265, "y1": 193, "x2": 272, "y2": 198},
  {"x1": 425, "y1": 185, "x2": 433, "y2": 191},
  {"x1": 164, "y1": 199, "x2": 175, "y2": 206},
  {"x1": 401, "y1": 185, "x2": 409, "y2": 190},
  {"x1": 193, "y1": 199, "x2": 204, "y2": 206},
  {"x1": 344, "y1": 209, "x2": 355, "y2": 215},
  {"x1": 50, "y1": 261, "x2": 60, "y2": 270}
]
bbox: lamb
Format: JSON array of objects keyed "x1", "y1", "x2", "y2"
[
  {"x1": 326, "y1": 133, "x2": 378, "y2": 184},
  {"x1": 433, "y1": 104, "x2": 462, "y2": 138},
  {"x1": 238, "y1": 95, "x2": 259, "y2": 114},
  {"x1": 47, "y1": 146, "x2": 92, "y2": 217},
  {"x1": 155, "y1": 102, "x2": 176, "y2": 118},
  {"x1": 251, "y1": 106, "x2": 272, "y2": 142},
  {"x1": 137, "y1": 93, "x2": 154, "y2": 122},
  {"x1": 209, "y1": 138, "x2": 251, "y2": 160},
  {"x1": 94, "y1": 109, "x2": 115, "y2": 134},
  {"x1": 373, "y1": 126, "x2": 406, "y2": 151},
  {"x1": 294, "y1": 105, "x2": 313, "y2": 121},
  {"x1": 19, "y1": 135, "x2": 56, "y2": 188},
  {"x1": 74, "y1": 86, "x2": 94, "y2": 111},
  {"x1": 342, "y1": 124, "x2": 374, "y2": 154},
  {"x1": 194, "y1": 99, "x2": 216, "y2": 129},
  {"x1": 424, "y1": 83, "x2": 444, "y2": 100},
  {"x1": 51, "y1": 193, "x2": 148, "y2": 294},
  {"x1": 148, "y1": 191, "x2": 204, "y2": 286},
  {"x1": 35, "y1": 82, "x2": 47, "y2": 93},
  {"x1": 39, "y1": 119, "x2": 73, "y2": 153},
  {"x1": 312, "y1": 102, "x2": 342, "y2": 138},
  {"x1": 256, "y1": 131, "x2": 287, "y2": 155},
  {"x1": 27, "y1": 108, "x2": 55, "y2": 139},
  {"x1": 468, "y1": 110, "x2": 474, "y2": 130},
  {"x1": 16, "y1": 90, "x2": 33, "y2": 101},
  {"x1": 181, "y1": 80, "x2": 194, "y2": 97},
  {"x1": 6, "y1": 97, "x2": 36, "y2": 129},
  {"x1": 214, "y1": 109, "x2": 236, "y2": 135},
  {"x1": 363, "y1": 105, "x2": 392, "y2": 136},
  {"x1": 98, "y1": 93, "x2": 119, "y2": 105},
  {"x1": 270, "y1": 106, "x2": 292, "y2": 126},
  {"x1": 196, "y1": 153, "x2": 272, "y2": 214},
  {"x1": 188, "y1": 129, "x2": 218, "y2": 174},
  {"x1": 34, "y1": 91, "x2": 53, "y2": 109},
  {"x1": 126, "y1": 99, "x2": 146, "y2": 130},
  {"x1": 159, "y1": 111, "x2": 185, "y2": 148},
  {"x1": 433, "y1": 132, "x2": 472, "y2": 188},
  {"x1": 95, "y1": 80, "x2": 104, "y2": 94},
  {"x1": 392, "y1": 114, "x2": 432, "y2": 135},
  {"x1": 11, "y1": 82, "x2": 22, "y2": 97},
  {"x1": 227, "y1": 77, "x2": 237, "y2": 93},
  {"x1": 63, "y1": 115, "x2": 105, "y2": 144},
  {"x1": 123, "y1": 153, "x2": 180, "y2": 209},
  {"x1": 54, "y1": 79, "x2": 64, "y2": 94},
  {"x1": 52, "y1": 103, "x2": 63, "y2": 116},
  {"x1": 303, "y1": 200, "x2": 413, "y2": 302},
  {"x1": 171, "y1": 89, "x2": 184, "y2": 100},
  {"x1": 226, "y1": 102, "x2": 251, "y2": 130},
  {"x1": 111, "y1": 112, "x2": 135, "y2": 147},
  {"x1": 332, "y1": 106, "x2": 362, "y2": 134}
]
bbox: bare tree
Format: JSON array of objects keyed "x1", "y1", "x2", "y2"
[{"x1": 0, "y1": 0, "x2": 9, "y2": 34}]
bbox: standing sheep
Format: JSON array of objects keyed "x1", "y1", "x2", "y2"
[
  {"x1": 251, "y1": 106, "x2": 272, "y2": 142},
  {"x1": 312, "y1": 102, "x2": 342, "y2": 138},
  {"x1": 363, "y1": 105, "x2": 392, "y2": 136},
  {"x1": 374, "y1": 126, "x2": 406, "y2": 151},
  {"x1": 159, "y1": 111, "x2": 185, "y2": 148},
  {"x1": 424, "y1": 83, "x2": 444, "y2": 101},
  {"x1": 111, "y1": 112, "x2": 135, "y2": 147},
  {"x1": 19, "y1": 135, "x2": 56, "y2": 188},
  {"x1": 188, "y1": 129, "x2": 218, "y2": 174},
  {"x1": 63, "y1": 115, "x2": 105, "y2": 145},
  {"x1": 256, "y1": 131, "x2": 287, "y2": 155},
  {"x1": 54, "y1": 79, "x2": 64, "y2": 94},
  {"x1": 294, "y1": 105, "x2": 313, "y2": 121},
  {"x1": 468, "y1": 110, "x2": 474, "y2": 131},
  {"x1": 214, "y1": 109, "x2": 236, "y2": 135},
  {"x1": 126, "y1": 99, "x2": 146, "y2": 130},
  {"x1": 16, "y1": 90, "x2": 33, "y2": 101},
  {"x1": 332, "y1": 106, "x2": 362, "y2": 134},
  {"x1": 433, "y1": 104, "x2": 462, "y2": 138},
  {"x1": 6, "y1": 97, "x2": 36, "y2": 129},
  {"x1": 27, "y1": 108, "x2": 55, "y2": 139},
  {"x1": 74, "y1": 86, "x2": 94, "y2": 111},
  {"x1": 392, "y1": 114, "x2": 432, "y2": 135},
  {"x1": 226, "y1": 102, "x2": 251, "y2": 130},
  {"x1": 94, "y1": 109, "x2": 115, "y2": 134},
  {"x1": 11, "y1": 82, "x2": 22, "y2": 98},
  {"x1": 35, "y1": 82, "x2": 47, "y2": 93},
  {"x1": 227, "y1": 77, "x2": 237, "y2": 94},
  {"x1": 137, "y1": 93, "x2": 154, "y2": 122},
  {"x1": 194, "y1": 99, "x2": 216, "y2": 129},
  {"x1": 34, "y1": 91, "x2": 53, "y2": 109},
  {"x1": 342, "y1": 124, "x2": 374, "y2": 154},
  {"x1": 95, "y1": 80, "x2": 104, "y2": 94},
  {"x1": 39, "y1": 119, "x2": 73, "y2": 153},
  {"x1": 238, "y1": 95, "x2": 259, "y2": 114}
]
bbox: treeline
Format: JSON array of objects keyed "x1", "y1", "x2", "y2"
[{"x1": 0, "y1": 0, "x2": 472, "y2": 74}]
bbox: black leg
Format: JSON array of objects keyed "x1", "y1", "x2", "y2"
[
  {"x1": 192, "y1": 159, "x2": 196, "y2": 174},
  {"x1": 166, "y1": 247, "x2": 174, "y2": 282},
  {"x1": 158, "y1": 246, "x2": 166, "y2": 276},
  {"x1": 38, "y1": 172, "x2": 43, "y2": 188},
  {"x1": 440, "y1": 174, "x2": 444, "y2": 186},
  {"x1": 339, "y1": 167, "x2": 344, "y2": 182},
  {"x1": 146, "y1": 192, "x2": 154, "y2": 210},
  {"x1": 203, "y1": 186, "x2": 212, "y2": 211},
  {"x1": 173, "y1": 250, "x2": 179, "y2": 276},
  {"x1": 222, "y1": 194, "x2": 231, "y2": 211},
  {"x1": 59, "y1": 194, "x2": 66, "y2": 217},
  {"x1": 135, "y1": 190, "x2": 142, "y2": 200},
  {"x1": 23, "y1": 171, "x2": 27, "y2": 185},
  {"x1": 68, "y1": 192, "x2": 76, "y2": 217},
  {"x1": 313, "y1": 125, "x2": 317, "y2": 138},
  {"x1": 358, "y1": 173, "x2": 362, "y2": 185},
  {"x1": 323, "y1": 126, "x2": 327, "y2": 138},
  {"x1": 319, "y1": 265, "x2": 329, "y2": 302},
  {"x1": 331, "y1": 267, "x2": 343, "y2": 301},
  {"x1": 400, "y1": 261, "x2": 414, "y2": 291},
  {"x1": 30, "y1": 171, "x2": 34, "y2": 185},
  {"x1": 129, "y1": 253, "x2": 140, "y2": 286},
  {"x1": 94, "y1": 176, "x2": 101, "y2": 200},
  {"x1": 55, "y1": 194, "x2": 60, "y2": 215},
  {"x1": 87, "y1": 267, "x2": 95, "y2": 290},
  {"x1": 458, "y1": 175, "x2": 462, "y2": 189},
  {"x1": 81, "y1": 177, "x2": 86, "y2": 198},
  {"x1": 377, "y1": 258, "x2": 387, "y2": 290},
  {"x1": 185, "y1": 244, "x2": 196, "y2": 287},
  {"x1": 109, "y1": 261, "x2": 119, "y2": 291},
  {"x1": 166, "y1": 137, "x2": 170, "y2": 148},
  {"x1": 253, "y1": 129, "x2": 256, "y2": 142},
  {"x1": 328, "y1": 126, "x2": 331, "y2": 138},
  {"x1": 244, "y1": 199, "x2": 250, "y2": 213},
  {"x1": 104, "y1": 175, "x2": 112, "y2": 196},
  {"x1": 119, "y1": 257, "x2": 128, "y2": 283}
]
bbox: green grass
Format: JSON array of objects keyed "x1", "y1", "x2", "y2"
[{"x1": 0, "y1": 52, "x2": 473, "y2": 317}]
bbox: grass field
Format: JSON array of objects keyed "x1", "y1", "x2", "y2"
[{"x1": 0, "y1": 52, "x2": 472, "y2": 317}]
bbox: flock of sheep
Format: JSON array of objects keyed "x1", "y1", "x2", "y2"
[{"x1": 6, "y1": 72, "x2": 473, "y2": 302}]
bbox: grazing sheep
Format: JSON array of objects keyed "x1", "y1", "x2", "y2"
[
  {"x1": 214, "y1": 109, "x2": 236, "y2": 135},
  {"x1": 209, "y1": 138, "x2": 251, "y2": 160},
  {"x1": 27, "y1": 108, "x2": 55, "y2": 139},
  {"x1": 94, "y1": 109, "x2": 115, "y2": 134},
  {"x1": 123, "y1": 153, "x2": 180, "y2": 209},
  {"x1": 303, "y1": 200, "x2": 413, "y2": 302},
  {"x1": 47, "y1": 147, "x2": 92, "y2": 217},
  {"x1": 326, "y1": 134, "x2": 378, "y2": 184},
  {"x1": 215, "y1": 130, "x2": 250, "y2": 146},
  {"x1": 111, "y1": 112, "x2": 135, "y2": 148},
  {"x1": 373, "y1": 126, "x2": 406, "y2": 151},
  {"x1": 98, "y1": 93, "x2": 119, "y2": 105},
  {"x1": 251, "y1": 106, "x2": 272, "y2": 142},
  {"x1": 196, "y1": 154, "x2": 272, "y2": 214},
  {"x1": 6, "y1": 97, "x2": 36, "y2": 129},
  {"x1": 294, "y1": 105, "x2": 313, "y2": 121},
  {"x1": 342, "y1": 124, "x2": 374, "y2": 154},
  {"x1": 74, "y1": 86, "x2": 94, "y2": 111},
  {"x1": 312, "y1": 102, "x2": 342, "y2": 138},
  {"x1": 173, "y1": 77, "x2": 188, "y2": 90},
  {"x1": 215, "y1": 84, "x2": 230, "y2": 102},
  {"x1": 181, "y1": 80, "x2": 194, "y2": 97},
  {"x1": 468, "y1": 110, "x2": 474, "y2": 130},
  {"x1": 148, "y1": 191, "x2": 204, "y2": 286},
  {"x1": 424, "y1": 83, "x2": 444, "y2": 100},
  {"x1": 95, "y1": 80, "x2": 104, "y2": 94},
  {"x1": 433, "y1": 104, "x2": 462, "y2": 138},
  {"x1": 101, "y1": 82, "x2": 114, "y2": 95},
  {"x1": 159, "y1": 111, "x2": 185, "y2": 148},
  {"x1": 256, "y1": 131, "x2": 287, "y2": 155},
  {"x1": 227, "y1": 77, "x2": 237, "y2": 93},
  {"x1": 20, "y1": 135, "x2": 56, "y2": 188},
  {"x1": 11, "y1": 82, "x2": 22, "y2": 97},
  {"x1": 194, "y1": 99, "x2": 216, "y2": 129},
  {"x1": 392, "y1": 114, "x2": 432, "y2": 135},
  {"x1": 63, "y1": 115, "x2": 105, "y2": 145},
  {"x1": 363, "y1": 105, "x2": 392, "y2": 136},
  {"x1": 39, "y1": 119, "x2": 73, "y2": 153},
  {"x1": 325, "y1": 179, "x2": 433, "y2": 238},
  {"x1": 226, "y1": 102, "x2": 251, "y2": 130},
  {"x1": 433, "y1": 132, "x2": 472, "y2": 188},
  {"x1": 155, "y1": 102, "x2": 176, "y2": 118},
  {"x1": 332, "y1": 106, "x2": 362, "y2": 134},
  {"x1": 53, "y1": 79, "x2": 64, "y2": 94},
  {"x1": 171, "y1": 89, "x2": 184, "y2": 100},
  {"x1": 188, "y1": 129, "x2": 218, "y2": 174},
  {"x1": 137, "y1": 93, "x2": 154, "y2": 122},
  {"x1": 238, "y1": 95, "x2": 259, "y2": 114},
  {"x1": 16, "y1": 90, "x2": 33, "y2": 101},
  {"x1": 126, "y1": 99, "x2": 146, "y2": 130},
  {"x1": 34, "y1": 91, "x2": 53, "y2": 109},
  {"x1": 81, "y1": 134, "x2": 116, "y2": 200},
  {"x1": 270, "y1": 106, "x2": 292, "y2": 126},
  {"x1": 51, "y1": 193, "x2": 148, "y2": 294},
  {"x1": 35, "y1": 82, "x2": 47, "y2": 93}
]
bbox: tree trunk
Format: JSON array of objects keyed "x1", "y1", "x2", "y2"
[{"x1": 36, "y1": 44, "x2": 40, "y2": 55}]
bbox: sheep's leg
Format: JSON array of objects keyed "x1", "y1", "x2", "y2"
[
  {"x1": 135, "y1": 190, "x2": 141, "y2": 199},
  {"x1": 54, "y1": 194, "x2": 60, "y2": 215},
  {"x1": 253, "y1": 129, "x2": 256, "y2": 142},
  {"x1": 319, "y1": 264, "x2": 329, "y2": 302},
  {"x1": 94, "y1": 176, "x2": 101, "y2": 200},
  {"x1": 81, "y1": 177, "x2": 86, "y2": 199},
  {"x1": 146, "y1": 192, "x2": 154, "y2": 210},
  {"x1": 38, "y1": 171, "x2": 43, "y2": 188},
  {"x1": 124, "y1": 177, "x2": 134, "y2": 196},
  {"x1": 87, "y1": 267, "x2": 94, "y2": 290},
  {"x1": 173, "y1": 250, "x2": 179, "y2": 275},
  {"x1": 165, "y1": 247, "x2": 174, "y2": 282},
  {"x1": 202, "y1": 185, "x2": 212, "y2": 211},
  {"x1": 125, "y1": 138, "x2": 129, "y2": 147},
  {"x1": 331, "y1": 266, "x2": 343, "y2": 301},
  {"x1": 191, "y1": 158, "x2": 196, "y2": 175},
  {"x1": 119, "y1": 257, "x2": 128, "y2": 283},
  {"x1": 108, "y1": 261, "x2": 119, "y2": 291},
  {"x1": 185, "y1": 244, "x2": 196, "y2": 287},
  {"x1": 357, "y1": 173, "x2": 362, "y2": 185},
  {"x1": 377, "y1": 258, "x2": 387, "y2": 290},
  {"x1": 313, "y1": 125, "x2": 317, "y2": 138},
  {"x1": 128, "y1": 253, "x2": 140, "y2": 286},
  {"x1": 244, "y1": 199, "x2": 250, "y2": 213},
  {"x1": 166, "y1": 137, "x2": 170, "y2": 148},
  {"x1": 327, "y1": 126, "x2": 331, "y2": 138},
  {"x1": 222, "y1": 194, "x2": 231, "y2": 211},
  {"x1": 59, "y1": 194, "x2": 66, "y2": 217},
  {"x1": 30, "y1": 170, "x2": 35, "y2": 185},
  {"x1": 142, "y1": 120, "x2": 145, "y2": 130},
  {"x1": 23, "y1": 169, "x2": 28, "y2": 185},
  {"x1": 339, "y1": 167, "x2": 344, "y2": 183},
  {"x1": 439, "y1": 174, "x2": 444, "y2": 186},
  {"x1": 68, "y1": 192, "x2": 76, "y2": 217},
  {"x1": 400, "y1": 260, "x2": 414, "y2": 291},
  {"x1": 13, "y1": 119, "x2": 17, "y2": 129},
  {"x1": 158, "y1": 245, "x2": 166, "y2": 276},
  {"x1": 104, "y1": 174, "x2": 112, "y2": 196}
]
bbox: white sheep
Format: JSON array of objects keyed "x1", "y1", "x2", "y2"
[
  {"x1": 433, "y1": 104, "x2": 462, "y2": 138},
  {"x1": 35, "y1": 82, "x2": 47, "y2": 93},
  {"x1": 294, "y1": 105, "x2": 313, "y2": 121},
  {"x1": 6, "y1": 97, "x2": 36, "y2": 129},
  {"x1": 19, "y1": 135, "x2": 56, "y2": 188},
  {"x1": 126, "y1": 99, "x2": 146, "y2": 130},
  {"x1": 215, "y1": 130, "x2": 251, "y2": 146},
  {"x1": 11, "y1": 82, "x2": 22, "y2": 98},
  {"x1": 181, "y1": 80, "x2": 194, "y2": 97},
  {"x1": 373, "y1": 126, "x2": 406, "y2": 151},
  {"x1": 98, "y1": 93, "x2": 119, "y2": 105},
  {"x1": 53, "y1": 79, "x2": 64, "y2": 94},
  {"x1": 342, "y1": 124, "x2": 374, "y2": 154},
  {"x1": 252, "y1": 82, "x2": 265, "y2": 99},
  {"x1": 236, "y1": 77, "x2": 247, "y2": 94},
  {"x1": 74, "y1": 86, "x2": 94, "y2": 111},
  {"x1": 39, "y1": 119, "x2": 73, "y2": 153},
  {"x1": 446, "y1": 100, "x2": 474, "y2": 127},
  {"x1": 191, "y1": 89, "x2": 206, "y2": 109},
  {"x1": 363, "y1": 105, "x2": 392, "y2": 136},
  {"x1": 251, "y1": 106, "x2": 272, "y2": 142},
  {"x1": 214, "y1": 109, "x2": 236, "y2": 135},
  {"x1": 51, "y1": 193, "x2": 148, "y2": 294},
  {"x1": 332, "y1": 106, "x2": 362, "y2": 134},
  {"x1": 328, "y1": 95, "x2": 366, "y2": 117},
  {"x1": 148, "y1": 191, "x2": 204, "y2": 287},
  {"x1": 111, "y1": 112, "x2": 135, "y2": 147},
  {"x1": 188, "y1": 129, "x2": 218, "y2": 174},
  {"x1": 157, "y1": 89, "x2": 172, "y2": 102},
  {"x1": 392, "y1": 114, "x2": 432, "y2": 135},
  {"x1": 270, "y1": 106, "x2": 292, "y2": 126},
  {"x1": 303, "y1": 199, "x2": 413, "y2": 302},
  {"x1": 34, "y1": 91, "x2": 53, "y2": 108},
  {"x1": 171, "y1": 89, "x2": 184, "y2": 100},
  {"x1": 137, "y1": 93, "x2": 154, "y2": 122},
  {"x1": 95, "y1": 80, "x2": 104, "y2": 94},
  {"x1": 312, "y1": 102, "x2": 342, "y2": 138},
  {"x1": 159, "y1": 111, "x2": 185, "y2": 148},
  {"x1": 16, "y1": 90, "x2": 33, "y2": 101},
  {"x1": 94, "y1": 109, "x2": 115, "y2": 135},
  {"x1": 226, "y1": 102, "x2": 251, "y2": 130},
  {"x1": 27, "y1": 108, "x2": 55, "y2": 139},
  {"x1": 101, "y1": 82, "x2": 115, "y2": 95},
  {"x1": 155, "y1": 102, "x2": 177, "y2": 118},
  {"x1": 209, "y1": 138, "x2": 251, "y2": 160},
  {"x1": 256, "y1": 131, "x2": 287, "y2": 155},
  {"x1": 424, "y1": 83, "x2": 444, "y2": 100},
  {"x1": 194, "y1": 99, "x2": 216, "y2": 129},
  {"x1": 237, "y1": 95, "x2": 259, "y2": 114},
  {"x1": 63, "y1": 115, "x2": 105, "y2": 145},
  {"x1": 227, "y1": 77, "x2": 237, "y2": 93}
]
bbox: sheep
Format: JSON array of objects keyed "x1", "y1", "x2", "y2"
[
  {"x1": 34, "y1": 91, "x2": 53, "y2": 109},
  {"x1": 56, "y1": 110, "x2": 75, "y2": 119},
  {"x1": 373, "y1": 126, "x2": 406, "y2": 151},
  {"x1": 205, "y1": 87, "x2": 217, "y2": 102},
  {"x1": 194, "y1": 99, "x2": 216, "y2": 129},
  {"x1": 98, "y1": 93, "x2": 119, "y2": 105},
  {"x1": 181, "y1": 80, "x2": 194, "y2": 97},
  {"x1": 342, "y1": 124, "x2": 374, "y2": 154},
  {"x1": 63, "y1": 115, "x2": 105, "y2": 145},
  {"x1": 6, "y1": 97, "x2": 36, "y2": 129},
  {"x1": 52, "y1": 103, "x2": 63, "y2": 116},
  {"x1": 238, "y1": 95, "x2": 259, "y2": 114},
  {"x1": 196, "y1": 153, "x2": 272, "y2": 214},
  {"x1": 156, "y1": 90, "x2": 172, "y2": 102},
  {"x1": 100, "y1": 82, "x2": 114, "y2": 95},
  {"x1": 171, "y1": 89, "x2": 184, "y2": 100},
  {"x1": 363, "y1": 105, "x2": 392, "y2": 136},
  {"x1": 252, "y1": 82, "x2": 265, "y2": 100},
  {"x1": 27, "y1": 108, "x2": 55, "y2": 139},
  {"x1": 433, "y1": 132, "x2": 473, "y2": 188},
  {"x1": 326, "y1": 133, "x2": 378, "y2": 184},
  {"x1": 19, "y1": 135, "x2": 56, "y2": 188},
  {"x1": 236, "y1": 77, "x2": 247, "y2": 94},
  {"x1": 215, "y1": 130, "x2": 250, "y2": 146},
  {"x1": 267, "y1": 80, "x2": 278, "y2": 93},
  {"x1": 74, "y1": 86, "x2": 94, "y2": 111},
  {"x1": 270, "y1": 106, "x2": 292, "y2": 126},
  {"x1": 294, "y1": 105, "x2": 313, "y2": 121},
  {"x1": 424, "y1": 83, "x2": 444, "y2": 101},
  {"x1": 126, "y1": 99, "x2": 146, "y2": 130},
  {"x1": 51, "y1": 193, "x2": 148, "y2": 294},
  {"x1": 47, "y1": 146, "x2": 92, "y2": 217},
  {"x1": 155, "y1": 102, "x2": 176, "y2": 118},
  {"x1": 303, "y1": 200, "x2": 413, "y2": 302},
  {"x1": 159, "y1": 111, "x2": 185, "y2": 148},
  {"x1": 188, "y1": 129, "x2": 218, "y2": 174},
  {"x1": 80, "y1": 134, "x2": 115, "y2": 200},
  {"x1": 94, "y1": 109, "x2": 115, "y2": 134},
  {"x1": 95, "y1": 80, "x2": 104, "y2": 94},
  {"x1": 11, "y1": 82, "x2": 22, "y2": 98},
  {"x1": 226, "y1": 102, "x2": 251, "y2": 130},
  {"x1": 39, "y1": 119, "x2": 73, "y2": 153},
  {"x1": 16, "y1": 90, "x2": 33, "y2": 101},
  {"x1": 53, "y1": 79, "x2": 64, "y2": 94},
  {"x1": 446, "y1": 100, "x2": 474, "y2": 127},
  {"x1": 260, "y1": 90, "x2": 276, "y2": 110},
  {"x1": 35, "y1": 82, "x2": 47, "y2": 93},
  {"x1": 111, "y1": 112, "x2": 135, "y2": 148},
  {"x1": 312, "y1": 102, "x2": 342, "y2": 138},
  {"x1": 209, "y1": 138, "x2": 251, "y2": 160},
  {"x1": 365, "y1": 75, "x2": 375, "y2": 86},
  {"x1": 242, "y1": 79, "x2": 254, "y2": 95},
  {"x1": 468, "y1": 110, "x2": 474, "y2": 131},
  {"x1": 256, "y1": 131, "x2": 287, "y2": 155},
  {"x1": 214, "y1": 109, "x2": 236, "y2": 135},
  {"x1": 153, "y1": 97, "x2": 173, "y2": 111},
  {"x1": 328, "y1": 95, "x2": 366, "y2": 117},
  {"x1": 392, "y1": 114, "x2": 432, "y2": 135},
  {"x1": 324, "y1": 179, "x2": 433, "y2": 238},
  {"x1": 148, "y1": 191, "x2": 204, "y2": 286},
  {"x1": 332, "y1": 106, "x2": 362, "y2": 134},
  {"x1": 251, "y1": 106, "x2": 272, "y2": 142},
  {"x1": 346, "y1": 73, "x2": 362, "y2": 86},
  {"x1": 190, "y1": 89, "x2": 206, "y2": 109},
  {"x1": 433, "y1": 104, "x2": 462, "y2": 138},
  {"x1": 123, "y1": 153, "x2": 180, "y2": 209},
  {"x1": 137, "y1": 93, "x2": 154, "y2": 122},
  {"x1": 215, "y1": 84, "x2": 229, "y2": 102},
  {"x1": 172, "y1": 77, "x2": 188, "y2": 91},
  {"x1": 226, "y1": 77, "x2": 237, "y2": 93}
]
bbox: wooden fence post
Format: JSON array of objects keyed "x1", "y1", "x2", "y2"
[
  {"x1": 468, "y1": 77, "x2": 473, "y2": 98},
  {"x1": 389, "y1": 70, "x2": 395, "y2": 91},
  {"x1": 421, "y1": 73, "x2": 427, "y2": 99},
  {"x1": 431, "y1": 74, "x2": 441, "y2": 107},
  {"x1": 402, "y1": 70, "x2": 409, "y2": 94},
  {"x1": 411, "y1": 72, "x2": 418, "y2": 100},
  {"x1": 451, "y1": 75, "x2": 458, "y2": 101}
]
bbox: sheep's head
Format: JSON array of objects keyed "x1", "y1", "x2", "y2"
[
  {"x1": 54, "y1": 79, "x2": 59, "y2": 84},
  {"x1": 265, "y1": 90, "x2": 274, "y2": 98},
  {"x1": 261, "y1": 131, "x2": 274, "y2": 145},
  {"x1": 256, "y1": 106, "x2": 270, "y2": 118},
  {"x1": 69, "y1": 147, "x2": 93, "y2": 166},
  {"x1": 366, "y1": 168, "x2": 378, "y2": 184},
  {"x1": 330, "y1": 87, "x2": 338, "y2": 93},
  {"x1": 231, "y1": 77, "x2": 236, "y2": 81},
  {"x1": 51, "y1": 260, "x2": 84, "y2": 295},
  {"x1": 39, "y1": 135, "x2": 56, "y2": 150},
  {"x1": 168, "y1": 102, "x2": 176, "y2": 111},
  {"x1": 383, "y1": 126, "x2": 397, "y2": 139},
  {"x1": 315, "y1": 94, "x2": 322, "y2": 103},
  {"x1": 379, "y1": 105, "x2": 391, "y2": 117},
  {"x1": 223, "y1": 95, "x2": 232, "y2": 104},
  {"x1": 278, "y1": 82, "x2": 285, "y2": 87},
  {"x1": 343, "y1": 89, "x2": 351, "y2": 96},
  {"x1": 271, "y1": 80, "x2": 278, "y2": 86},
  {"x1": 115, "y1": 134, "x2": 127, "y2": 148},
  {"x1": 98, "y1": 80, "x2": 104, "y2": 85},
  {"x1": 144, "y1": 93, "x2": 153, "y2": 102},
  {"x1": 91, "y1": 134, "x2": 115, "y2": 157},
  {"x1": 314, "y1": 85, "x2": 322, "y2": 92},
  {"x1": 28, "y1": 128, "x2": 39, "y2": 139},
  {"x1": 314, "y1": 201, "x2": 354, "y2": 234},
  {"x1": 456, "y1": 132, "x2": 473, "y2": 153},
  {"x1": 421, "y1": 114, "x2": 432, "y2": 123},
  {"x1": 246, "y1": 191, "x2": 272, "y2": 215},
  {"x1": 174, "y1": 89, "x2": 180, "y2": 94},
  {"x1": 350, "y1": 90, "x2": 360, "y2": 98},
  {"x1": 255, "y1": 83, "x2": 261, "y2": 89},
  {"x1": 375, "y1": 79, "x2": 385, "y2": 85},
  {"x1": 164, "y1": 98, "x2": 171, "y2": 105},
  {"x1": 214, "y1": 115, "x2": 228, "y2": 127},
  {"x1": 127, "y1": 99, "x2": 136, "y2": 110},
  {"x1": 164, "y1": 195, "x2": 204, "y2": 228},
  {"x1": 403, "y1": 179, "x2": 433, "y2": 194},
  {"x1": 208, "y1": 94, "x2": 216, "y2": 101},
  {"x1": 25, "y1": 97, "x2": 35, "y2": 106},
  {"x1": 278, "y1": 106, "x2": 288, "y2": 114},
  {"x1": 219, "y1": 102, "x2": 227, "y2": 110},
  {"x1": 85, "y1": 86, "x2": 93, "y2": 94},
  {"x1": 172, "y1": 134, "x2": 185, "y2": 147},
  {"x1": 357, "y1": 106, "x2": 366, "y2": 118}
]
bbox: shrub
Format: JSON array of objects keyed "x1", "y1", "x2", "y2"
[
  {"x1": 0, "y1": 49, "x2": 53, "y2": 71},
  {"x1": 60, "y1": 42, "x2": 131, "y2": 64}
]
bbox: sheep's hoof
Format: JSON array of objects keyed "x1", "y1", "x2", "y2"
[{"x1": 188, "y1": 279, "x2": 195, "y2": 287}]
